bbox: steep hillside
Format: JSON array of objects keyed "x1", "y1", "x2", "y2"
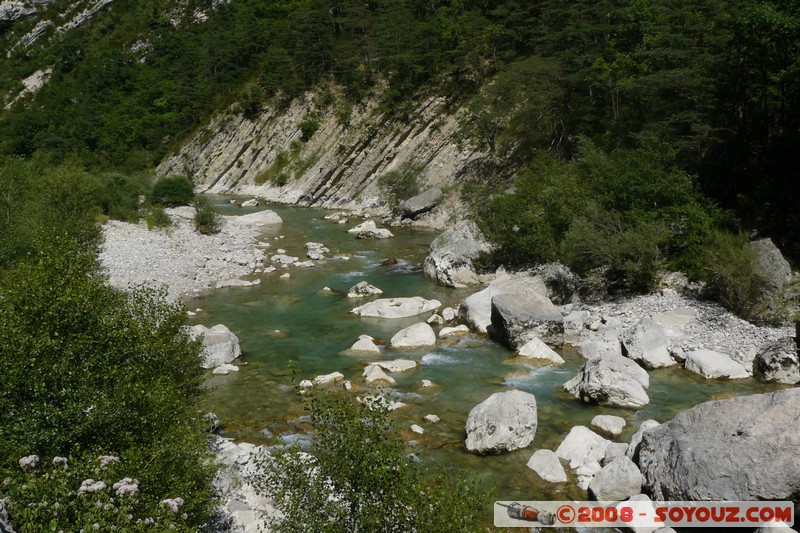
[{"x1": 157, "y1": 92, "x2": 480, "y2": 225}]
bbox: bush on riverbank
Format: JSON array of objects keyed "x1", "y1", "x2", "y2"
[
  {"x1": 0, "y1": 159, "x2": 216, "y2": 529},
  {"x1": 473, "y1": 140, "x2": 719, "y2": 294},
  {"x1": 150, "y1": 175, "x2": 195, "y2": 207},
  {"x1": 253, "y1": 390, "x2": 485, "y2": 532}
]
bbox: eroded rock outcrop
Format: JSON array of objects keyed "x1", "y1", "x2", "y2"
[{"x1": 638, "y1": 389, "x2": 800, "y2": 501}]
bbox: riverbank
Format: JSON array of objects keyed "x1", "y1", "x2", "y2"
[
  {"x1": 98, "y1": 203, "x2": 798, "y2": 531},
  {"x1": 99, "y1": 206, "x2": 279, "y2": 300}
]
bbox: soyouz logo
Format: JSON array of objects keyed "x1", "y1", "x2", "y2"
[{"x1": 494, "y1": 501, "x2": 794, "y2": 528}]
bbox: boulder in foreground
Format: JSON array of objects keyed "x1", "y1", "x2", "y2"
[
  {"x1": 465, "y1": 390, "x2": 538, "y2": 454},
  {"x1": 638, "y1": 389, "x2": 800, "y2": 501}
]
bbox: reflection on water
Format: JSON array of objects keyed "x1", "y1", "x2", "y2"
[{"x1": 195, "y1": 199, "x2": 787, "y2": 506}]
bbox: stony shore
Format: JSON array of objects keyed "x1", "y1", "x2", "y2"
[
  {"x1": 97, "y1": 206, "x2": 798, "y2": 531},
  {"x1": 99, "y1": 207, "x2": 276, "y2": 300}
]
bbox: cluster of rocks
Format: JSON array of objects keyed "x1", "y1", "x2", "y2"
[
  {"x1": 100, "y1": 206, "x2": 282, "y2": 299},
  {"x1": 209, "y1": 436, "x2": 277, "y2": 532}
]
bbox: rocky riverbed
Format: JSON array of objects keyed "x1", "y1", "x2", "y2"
[{"x1": 98, "y1": 203, "x2": 799, "y2": 531}]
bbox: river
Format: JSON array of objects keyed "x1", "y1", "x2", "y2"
[{"x1": 192, "y1": 200, "x2": 783, "y2": 503}]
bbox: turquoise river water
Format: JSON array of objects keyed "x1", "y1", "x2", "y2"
[{"x1": 191, "y1": 200, "x2": 785, "y2": 507}]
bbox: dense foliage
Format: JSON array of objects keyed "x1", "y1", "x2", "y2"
[
  {"x1": 1, "y1": 1, "x2": 798, "y2": 264},
  {"x1": 150, "y1": 175, "x2": 195, "y2": 207},
  {"x1": 473, "y1": 140, "x2": 720, "y2": 293},
  {"x1": 0, "y1": 159, "x2": 214, "y2": 529},
  {"x1": 253, "y1": 390, "x2": 485, "y2": 532}
]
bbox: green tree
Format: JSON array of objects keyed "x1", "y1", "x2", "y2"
[{"x1": 253, "y1": 390, "x2": 484, "y2": 532}]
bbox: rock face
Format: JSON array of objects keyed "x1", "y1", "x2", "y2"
[
  {"x1": 0, "y1": 0, "x2": 35, "y2": 21},
  {"x1": 683, "y1": 349, "x2": 749, "y2": 379},
  {"x1": 490, "y1": 292, "x2": 564, "y2": 348},
  {"x1": 621, "y1": 317, "x2": 676, "y2": 369},
  {"x1": 749, "y1": 238, "x2": 792, "y2": 294},
  {"x1": 753, "y1": 337, "x2": 800, "y2": 384},
  {"x1": 589, "y1": 456, "x2": 643, "y2": 501},
  {"x1": 157, "y1": 93, "x2": 480, "y2": 222},
  {"x1": 397, "y1": 188, "x2": 443, "y2": 219},
  {"x1": 517, "y1": 338, "x2": 565, "y2": 365},
  {"x1": 465, "y1": 390, "x2": 538, "y2": 454},
  {"x1": 423, "y1": 220, "x2": 491, "y2": 288},
  {"x1": 564, "y1": 354, "x2": 650, "y2": 409},
  {"x1": 351, "y1": 297, "x2": 441, "y2": 318},
  {"x1": 527, "y1": 449, "x2": 567, "y2": 483},
  {"x1": 190, "y1": 324, "x2": 242, "y2": 369},
  {"x1": 347, "y1": 281, "x2": 383, "y2": 298},
  {"x1": 390, "y1": 322, "x2": 436, "y2": 348},
  {"x1": 638, "y1": 389, "x2": 800, "y2": 501}
]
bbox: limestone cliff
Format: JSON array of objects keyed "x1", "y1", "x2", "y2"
[{"x1": 156, "y1": 92, "x2": 484, "y2": 228}]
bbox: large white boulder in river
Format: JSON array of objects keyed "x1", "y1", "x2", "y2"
[
  {"x1": 490, "y1": 292, "x2": 564, "y2": 348},
  {"x1": 348, "y1": 335, "x2": 381, "y2": 354},
  {"x1": 683, "y1": 349, "x2": 749, "y2": 379},
  {"x1": 563, "y1": 354, "x2": 650, "y2": 409},
  {"x1": 390, "y1": 323, "x2": 436, "y2": 348},
  {"x1": 459, "y1": 273, "x2": 548, "y2": 333},
  {"x1": 527, "y1": 449, "x2": 567, "y2": 483},
  {"x1": 351, "y1": 297, "x2": 441, "y2": 319},
  {"x1": 423, "y1": 220, "x2": 492, "y2": 288},
  {"x1": 556, "y1": 425, "x2": 610, "y2": 489},
  {"x1": 465, "y1": 390, "x2": 538, "y2": 454},
  {"x1": 638, "y1": 389, "x2": 800, "y2": 501},
  {"x1": 517, "y1": 338, "x2": 565, "y2": 365},
  {"x1": 190, "y1": 324, "x2": 241, "y2": 369}
]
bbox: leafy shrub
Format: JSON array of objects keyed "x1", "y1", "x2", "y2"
[
  {"x1": 563, "y1": 208, "x2": 670, "y2": 293},
  {"x1": 255, "y1": 150, "x2": 291, "y2": 185},
  {"x1": 378, "y1": 162, "x2": 424, "y2": 204},
  {"x1": 252, "y1": 390, "x2": 484, "y2": 532},
  {"x1": 3, "y1": 451, "x2": 205, "y2": 531},
  {"x1": 0, "y1": 157, "x2": 101, "y2": 268},
  {"x1": 193, "y1": 195, "x2": 221, "y2": 234},
  {"x1": 0, "y1": 245, "x2": 213, "y2": 528},
  {"x1": 473, "y1": 141, "x2": 716, "y2": 293},
  {"x1": 699, "y1": 230, "x2": 770, "y2": 321},
  {"x1": 150, "y1": 175, "x2": 195, "y2": 207},
  {"x1": 145, "y1": 204, "x2": 172, "y2": 229},
  {"x1": 299, "y1": 113, "x2": 320, "y2": 142},
  {"x1": 93, "y1": 172, "x2": 149, "y2": 222}
]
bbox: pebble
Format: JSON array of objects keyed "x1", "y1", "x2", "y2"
[{"x1": 410, "y1": 424, "x2": 424, "y2": 435}]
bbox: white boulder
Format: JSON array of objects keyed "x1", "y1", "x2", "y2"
[
  {"x1": 351, "y1": 297, "x2": 441, "y2": 319},
  {"x1": 190, "y1": 324, "x2": 241, "y2": 369},
  {"x1": 465, "y1": 390, "x2": 538, "y2": 454},
  {"x1": 390, "y1": 323, "x2": 436, "y2": 348}
]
